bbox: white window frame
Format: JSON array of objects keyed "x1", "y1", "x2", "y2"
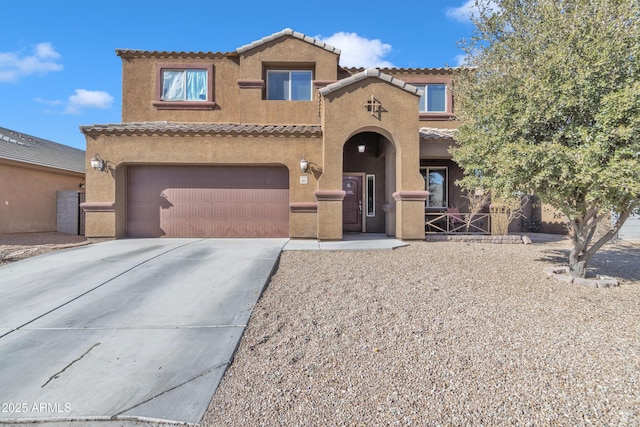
[
  {"x1": 266, "y1": 70, "x2": 313, "y2": 101},
  {"x1": 421, "y1": 167, "x2": 448, "y2": 208},
  {"x1": 366, "y1": 174, "x2": 375, "y2": 217},
  {"x1": 417, "y1": 84, "x2": 447, "y2": 113},
  {"x1": 161, "y1": 69, "x2": 208, "y2": 102}
]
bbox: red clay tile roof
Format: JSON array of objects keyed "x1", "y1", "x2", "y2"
[
  {"x1": 343, "y1": 67, "x2": 459, "y2": 75},
  {"x1": 80, "y1": 122, "x2": 323, "y2": 137},
  {"x1": 236, "y1": 28, "x2": 340, "y2": 55},
  {"x1": 116, "y1": 49, "x2": 230, "y2": 59},
  {"x1": 319, "y1": 68, "x2": 423, "y2": 97},
  {"x1": 419, "y1": 127, "x2": 457, "y2": 141},
  {"x1": 81, "y1": 122, "x2": 457, "y2": 142}
]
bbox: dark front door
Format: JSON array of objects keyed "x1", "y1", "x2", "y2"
[{"x1": 342, "y1": 175, "x2": 363, "y2": 232}]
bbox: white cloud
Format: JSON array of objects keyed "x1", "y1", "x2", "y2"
[
  {"x1": 446, "y1": 0, "x2": 500, "y2": 23},
  {"x1": 65, "y1": 89, "x2": 114, "y2": 114},
  {"x1": 0, "y1": 42, "x2": 63, "y2": 83},
  {"x1": 454, "y1": 54, "x2": 469, "y2": 66},
  {"x1": 34, "y1": 97, "x2": 64, "y2": 106},
  {"x1": 35, "y1": 42, "x2": 61, "y2": 60},
  {"x1": 317, "y1": 32, "x2": 395, "y2": 68}
]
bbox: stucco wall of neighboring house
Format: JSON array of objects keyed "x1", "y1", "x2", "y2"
[
  {"x1": 83, "y1": 132, "x2": 323, "y2": 239},
  {"x1": 538, "y1": 203, "x2": 568, "y2": 234},
  {"x1": 0, "y1": 159, "x2": 84, "y2": 234}
]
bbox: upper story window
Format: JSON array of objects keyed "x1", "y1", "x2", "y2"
[
  {"x1": 417, "y1": 84, "x2": 447, "y2": 113},
  {"x1": 154, "y1": 63, "x2": 215, "y2": 110},
  {"x1": 407, "y1": 78, "x2": 454, "y2": 120},
  {"x1": 266, "y1": 70, "x2": 312, "y2": 101},
  {"x1": 162, "y1": 69, "x2": 207, "y2": 101}
]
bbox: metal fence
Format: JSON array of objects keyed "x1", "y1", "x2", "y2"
[{"x1": 425, "y1": 212, "x2": 491, "y2": 234}]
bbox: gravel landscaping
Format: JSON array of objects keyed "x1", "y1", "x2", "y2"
[
  {"x1": 203, "y1": 239, "x2": 640, "y2": 426},
  {"x1": 2, "y1": 233, "x2": 638, "y2": 425},
  {"x1": 0, "y1": 232, "x2": 88, "y2": 266}
]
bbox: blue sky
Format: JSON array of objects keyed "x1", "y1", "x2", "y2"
[{"x1": 0, "y1": 0, "x2": 477, "y2": 151}]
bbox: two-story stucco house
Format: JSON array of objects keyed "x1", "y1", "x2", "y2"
[{"x1": 80, "y1": 29, "x2": 465, "y2": 240}]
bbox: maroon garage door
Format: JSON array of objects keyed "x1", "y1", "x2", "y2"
[{"x1": 127, "y1": 165, "x2": 289, "y2": 238}]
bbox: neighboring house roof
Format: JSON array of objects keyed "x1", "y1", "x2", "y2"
[
  {"x1": 80, "y1": 122, "x2": 323, "y2": 137},
  {"x1": 319, "y1": 68, "x2": 423, "y2": 97},
  {"x1": 236, "y1": 28, "x2": 341, "y2": 56},
  {"x1": 420, "y1": 127, "x2": 457, "y2": 141},
  {"x1": 0, "y1": 127, "x2": 85, "y2": 174}
]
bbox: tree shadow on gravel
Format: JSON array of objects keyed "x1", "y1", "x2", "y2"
[{"x1": 537, "y1": 241, "x2": 640, "y2": 282}]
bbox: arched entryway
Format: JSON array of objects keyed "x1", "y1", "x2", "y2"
[{"x1": 342, "y1": 131, "x2": 396, "y2": 234}]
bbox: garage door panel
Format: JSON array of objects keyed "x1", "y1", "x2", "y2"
[
  {"x1": 127, "y1": 166, "x2": 289, "y2": 238},
  {"x1": 162, "y1": 203, "x2": 213, "y2": 220},
  {"x1": 127, "y1": 202, "x2": 160, "y2": 220}
]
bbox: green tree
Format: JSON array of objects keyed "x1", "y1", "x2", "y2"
[{"x1": 452, "y1": 0, "x2": 640, "y2": 278}]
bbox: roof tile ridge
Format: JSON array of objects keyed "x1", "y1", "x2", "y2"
[
  {"x1": 236, "y1": 28, "x2": 340, "y2": 55},
  {"x1": 319, "y1": 68, "x2": 422, "y2": 97}
]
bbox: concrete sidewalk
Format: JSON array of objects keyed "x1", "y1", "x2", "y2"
[
  {"x1": 284, "y1": 233, "x2": 408, "y2": 251},
  {"x1": 0, "y1": 238, "x2": 286, "y2": 426}
]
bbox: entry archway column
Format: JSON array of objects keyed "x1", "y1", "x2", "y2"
[
  {"x1": 315, "y1": 190, "x2": 346, "y2": 240},
  {"x1": 393, "y1": 190, "x2": 429, "y2": 240}
]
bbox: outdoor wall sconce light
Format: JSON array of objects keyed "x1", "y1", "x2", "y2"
[
  {"x1": 300, "y1": 156, "x2": 309, "y2": 173},
  {"x1": 358, "y1": 144, "x2": 366, "y2": 153},
  {"x1": 90, "y1": 153, "x2": 105, "y2": 171}
]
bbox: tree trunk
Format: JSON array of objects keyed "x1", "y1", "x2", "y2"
[
  {"x1": 568, "y1": 243, "x2": 588, "y2": 278},
  {"x1": 569, "y1": 254, "x2": 587, "y2": 278},
  {"x1": 567, "y1": 207, "x2": 633, "y2": 279},
  {"x1": 568, "y1": 216, "x2": 592, "y2": 278}
]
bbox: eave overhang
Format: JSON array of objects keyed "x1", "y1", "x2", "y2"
[
  {"x1": 419, "y1": 127, "x2": 457, "y2": 141},
  {"x1": 80, "y1": 122, "x2": 323, "y2": 138},
  {"x1": 116, "y1": 49, "x2": 232, "y2": 59}
]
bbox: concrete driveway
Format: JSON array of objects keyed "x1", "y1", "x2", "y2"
[{"x1": 0, "y1": 238, "x2": 287, "y2": 426}]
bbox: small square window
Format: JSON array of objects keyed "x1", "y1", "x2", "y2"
[
  {"x1": 267, "y1": 70, "x2": 312, "y2": 101},
  {"x1": 418, "y1": 84, "x2": 447, "y2": 113}
]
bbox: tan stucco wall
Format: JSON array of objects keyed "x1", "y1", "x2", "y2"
[
  {"x1": 0, "y1": 159, "x2": 84, "y2": 234},
  {"x1": 539, "y1": 203, "x2": 569, "y2": 234},
  {"x1": 97, "y1": 36, "x2": 468, "y2": 240},
  {"x1": 238, "y1": 37, "x2": 338, "y2": 125},
  {"x1": 122, "y1": 55, "x2": 239, "y2": 123},
  {"x1": 319, "y1": 78, "x2": 425, "y2": 239},
  {"x1": 122, "y1": 37, "x2": 339, "y2": 126},
  {"x1": 84, "y1": 133, "x2": 322, "y2": 238}
]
